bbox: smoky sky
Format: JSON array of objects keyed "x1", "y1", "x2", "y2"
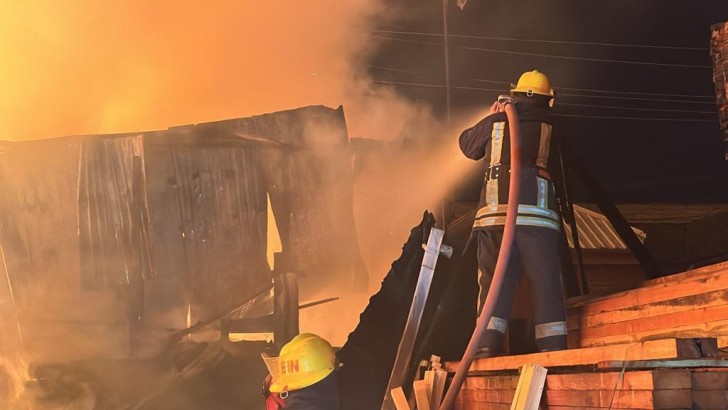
[
  {"x1": 0, "y1": 1, "x2": 438, "y2": 141},
  {"x1": 368, "y1": 0, "x2": 728, "y2": 203}
]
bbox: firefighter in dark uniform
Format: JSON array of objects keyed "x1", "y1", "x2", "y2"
[{"x1": 459, "y1": 70, "x2": 567, "y2": 357}]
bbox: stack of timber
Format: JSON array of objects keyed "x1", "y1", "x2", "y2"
[
  {"x1": 447, "y1": 261, "x2": 728, "y2": 409},
  {"x1": 447, "y1": 338, "x2": 728, "y2": 409},
  {"x1": 566, "y1": 261, "x2": 728, "y2": 349}
]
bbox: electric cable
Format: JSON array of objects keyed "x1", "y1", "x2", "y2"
[
  {"x1": 372, "y1": 29, "x2": 709, "y2": 51},
  {"x1": 557, "y1": 102, "x2": 715, "y2": 115},
  {"x1": 552, "y1": 114, "x2": 715, "y2": 122},
  {"x1": 371, "y1": 80, "x2": 718, "y2": 105},
  {"x1": 371, "y1": 35, "x2": 712, "y2": 69},
  {"x1": 471, "y1": 78, "x2": 713, "y2": 99},
  {"x1": 370, "y1": 65, "x2": 714, "y2": 100}
]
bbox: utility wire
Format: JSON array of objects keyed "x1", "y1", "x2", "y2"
[
  {"x1": 370, "y1": 65, "x2": 714, "y2": 100},
  {"x1": 372, "y1": 29, "x2": 709, "y2": 51},
  {"x1": 371, "y1": 35, "x2": 712, "y2": 69},
  {"x1": 471, "y1": 78, "x2": 713, "y2": 99},
  {"x1": 553, "y1": 114, "x2": 715, "y2": 122},
  {"x1": 557, "y1": 102, "x2": 715, "y2": 114},
  {"x1": 372, "y1": 79, "x2": 718, "y2": 105}
]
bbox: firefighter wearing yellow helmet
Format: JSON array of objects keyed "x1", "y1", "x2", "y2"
[
  {"x1": 459, "y1": 69, "x2": 567, "y2": 357},
  {"x1": 261, "y1": 333, "x2": 339, "y2": 409},
  {"x1": 511, "y1": 70, "x2": 554, "y2": 99}
]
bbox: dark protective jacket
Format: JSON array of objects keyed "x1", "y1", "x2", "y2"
[
  {"x1": 265, "y1": 372, "x2": 339, "y2": 410},
  {"x1": 459, "y1": 102, "x2": 560, "y2": 232}
]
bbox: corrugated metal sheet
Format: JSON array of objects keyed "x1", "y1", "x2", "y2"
[
  {"x1": 0, "y1": 105, "x2": 368, "y2": 360},
  {"x1": 563, "y1": 204, "x2": 646, "y2": 250}
]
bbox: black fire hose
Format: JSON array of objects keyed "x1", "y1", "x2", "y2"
[{"x1": 439, "y1": 102, "x2": 522, "y2": 409}]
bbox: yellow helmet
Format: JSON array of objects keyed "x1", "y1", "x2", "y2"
[
  {"x1": 261, "y1": 333, "x2": 336, "y2": 393},
  {"x1": 511, "y1": 70, "x2": 554, "y2": 97}
]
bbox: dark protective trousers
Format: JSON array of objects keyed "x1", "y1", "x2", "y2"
[{"x1": 476, "y1": 226, "x2": 567, "y2": 353}]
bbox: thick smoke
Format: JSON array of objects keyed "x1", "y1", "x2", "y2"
[
  {"x1": 0, "y1": 2, "x2": 493, "y2": 406},
  {"x1": 0, "y1": 1, "x2": 393, "y2": 141}
]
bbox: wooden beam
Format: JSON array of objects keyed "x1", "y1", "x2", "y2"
[
  {"x1": 572, "y1": 303, "x2": 728, "y2": 340},
  {"x1": 464, "y1": 369, "x2": 691, "y2": 392},
  {"x1": 643, "y1": 262, "x2": 728, "y2": 286},
  {"x1": 459, "y1": 388, "x2": 693, "y2": 409},
  {"x1": 567, "y1": 269, "x2": 728, "y2": 315},
  {"x1": 577, "y1": 320, "x2": 728, "y2": 348},
  {"x1": 596, "y1": 359, "x2": 728, "y2": 370},
  {"x1": 567, "y1": 288, "x2": 728, "y2": 331},
  {"x1": 543, "y1": 389, "x2": 692, "y2": 409},
  {"x1": 546, "y1": 369, "x2": 690, "y2": 391},
  {"x1": 445, "y1": 338, "x2": 708, "y2": 373}
]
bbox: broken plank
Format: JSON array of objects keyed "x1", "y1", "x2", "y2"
[
  {"x1": 445, "y1": 339, "x2": 706, "y2": 373},
  {"x1": 543, "y1": 389, "x2": 692, "y2": 409}
]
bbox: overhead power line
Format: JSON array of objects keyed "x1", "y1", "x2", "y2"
[
  {"x1": 371, "y1": 35, "x2": 712, "y2": 69},
  {"x1": 557, "y1": 102, "x2": 715, "y2": 115},
  {"x1": 372, "y1": 30, "x2": 709, "y2": 51},
  {"x1": 552, "y1": 114, "x2": 715, "y2": 122},
  {"x1": 470, "y1": 78, "x2": 713, "y2": 99},
  {"x1": 372, "y1": 79, "x2": 718, "y2": 105},
  {"x1": 370, "y1": 65, "x2": 714, "y2": 100}
]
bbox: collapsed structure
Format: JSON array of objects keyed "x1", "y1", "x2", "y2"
[{"x1": 0, "y1": 105, "x2": 367, "y2": 407}]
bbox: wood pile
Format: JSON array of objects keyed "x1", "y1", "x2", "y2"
[
  {"x1": 454, "y1": 367, "x2": 728, "y2": 409},
  {"x1": 567, "y1": 262, "x2": 728, "y2": 349},
  {"x1": 447, "y1": 261, "x2": 728, "y2": 409}
]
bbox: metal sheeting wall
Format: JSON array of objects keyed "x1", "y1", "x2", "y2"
[
  {"x1": 0, "y1": 105, "x2": 367, "y2": 360},
  {"x1": 145, "y1": 138, "x2": 270, "y2": 320},
  {"x1": 220, "y1": 105, "x2": 368, "y2": 296}
]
